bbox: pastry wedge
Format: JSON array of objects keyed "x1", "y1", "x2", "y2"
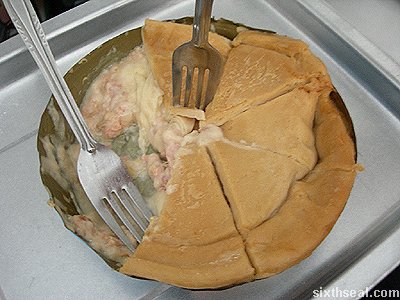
[
  {"x1": 207, "y1": 141, "x2": 306, "y2": 237},
  {"x1": 245, "y1": 164, "x2": 357, "y2": 278},
  {"x1": 120, "y1": 145, "x2": 255, "y2": 288},
  {"x1": 244, "y1": 90, "x2": 358, "y2": 278},
  {"x1": 204, "y1": 30, "x2": 330, "y2": 126},
  {"x1": 232, "y1": 30, "x2": 328, "y2": 78},
  {"x1": 221, "y1": 85, "x2": 320, "y2": 173}
]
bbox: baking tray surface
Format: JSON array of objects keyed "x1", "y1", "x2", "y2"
[{"x1": 0, "y1": 0, "x2": 399, "y2": 299}]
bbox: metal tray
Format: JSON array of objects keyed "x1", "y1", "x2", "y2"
[{"x1": 0, "y1": 0, "x2": 399, "y2": 299}]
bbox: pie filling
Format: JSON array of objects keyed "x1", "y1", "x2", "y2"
[{"x1": 40, "y1": 19, "x2": 360, "y2": 289}]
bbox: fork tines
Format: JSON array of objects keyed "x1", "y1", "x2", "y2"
[
  {"x1": 172, "y1": 65, "x2": 210, "y2": 110},
  {"x1": 100, "y1": 183, "x2": 152, "y2": 252},
  {"x1": 172, "y1": 43, "x2": 223, "y2": 111}
]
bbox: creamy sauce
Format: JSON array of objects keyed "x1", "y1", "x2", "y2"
[
  {"x1": 81, "y1": 46, "x2": 163, "y2": 151},
  {"x1": 40, "y1": 45, "x2": 224, "y2": 264}
]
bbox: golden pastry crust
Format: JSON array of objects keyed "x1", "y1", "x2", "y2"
[
  {"x1": 244, "y1": 90, "x2": 358, "y2": 278},
  {"x1": 120, "y1": 21, "x2": 358, "y2": 289},
  {"x1": 231, "y1": 30, "x2": 329, "y2": 80},
  {"x1": 204, "y1": 30, "x2": 330, "y2": 126},
  {"x1": 120, "y1": 236, "x2": 255, "y2": 289},
  {"x1": 120, "y1": 145, "x2": 255, "y2": 288},
  {"x1": 232, "y1": 30, "x2": 309, "y2": 57},
  {"x1": 315, "y1": 90, "x2": 357, "y2": 165},
  {"x1": 221, "y1": 85, "x2": 320, "y2": 172},
  {"x1": 207, "y1": 141, "x2": 305, "y2": 237},
  {"x1": 143, "y1": 146, "x2": 239, "y2": 245},
  {"x1": 169, "y1": 106, "x2": 206, "y2": 121},
  {"x1": 245, "y1": 165, "x2": 357, "y2": 278}
]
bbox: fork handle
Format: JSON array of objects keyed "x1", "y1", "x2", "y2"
[
  {"x1": 192, "y1": 0, "x2": 214, "y2": 47},
  {"x1": 3, "y1": 0, "x2": 97, "y2": 153}
]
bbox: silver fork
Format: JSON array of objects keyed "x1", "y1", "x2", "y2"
[
  {"x1": 4, "y1": 0, "x2": 152, "y2": 252},
  {"x1": 172, "y1": 0, "x2": 223, "y2": 110}
]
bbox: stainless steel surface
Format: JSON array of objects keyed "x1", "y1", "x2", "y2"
[
  {"x1": 0, "y1": 0, "x2": 399, "y2": 299},
  {"x1": 172, "y1": 0, "x2": 223, "y2": 109},
  {"x1": 3, "y1": 0, "x2": 96, "y2": 153},
  {"x1": 4, "y1": 0, "x2": 151, "y2": 252},
  {"x1": 325, "y1": 0, "x2": 400, "y2": 65}
]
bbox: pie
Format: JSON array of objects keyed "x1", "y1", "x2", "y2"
[
  {"x1": 39, "y1": 19, "x2": 359, "y2": 290},
  {"x1": 118, "y1": 20, "x2": 359, "y2": 288}
]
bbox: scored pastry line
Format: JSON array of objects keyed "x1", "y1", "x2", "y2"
[
  {"x1": 204, "y1": 143, "x2": 302, "y2": 274},
  {"x1": 204, "y1": 141, "x2": 297, "y2": 231},
  {"x1": 203, "y1": 77, "x2": 318, "y2": 128},
  {"x1": 204, "y1": 145, "x2": 257, "y2": 272},
  {"x1": 199, "y1": 82, "x2": 359, "y2": 273},
  {"x1": 220, "y1": 134, "x2": 313, "y2": 176}
]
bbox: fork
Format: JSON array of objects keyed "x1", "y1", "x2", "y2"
[
  {"x1": 172, "y1": 0, "x2": 223, "y2": 110},
  {"x1": 4, "y1": 0, "x2": 152, "y2": 252}
]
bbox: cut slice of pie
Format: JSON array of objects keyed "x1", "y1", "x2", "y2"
[
  {"x1": 204, "y1": 30, "x2": 330, "y2": 126},
  {"x1": 232, "y1": 30, "x2": 328, "y2": 77},
  {"x1": 207, "y1": 141, "x2": 306, "y2": 237},
  {"x1": 121, "y1": 235, "x2": 254, "y2": 289},
  {"x1": 244, "y1": 90, "x2": 358, "y2": 278},
  {"x1": 221, "y1": 85, "x2": 320, "y2": 173},
  {"x1": 245, "y1": 164, "x2": 357, "y2": 278},
  {"x1": 120, "y1": 145, "x2": 255, "y2": 289},
  {"x1": 142, "y1": 19, "x2": 232, "y2": 106}
]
